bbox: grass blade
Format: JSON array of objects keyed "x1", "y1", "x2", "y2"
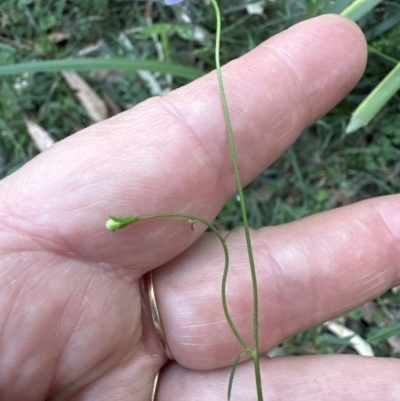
[
  {"x1": 346, "y1": 62, "x2": 400, "y2": 133},
  {"x1": 0, "y1": 58, "x2": 204, "y2": 81},
  {"x1": 326, "y1": 0, "x2": 353, "y2": 14},
  {"x1": 228, "y1": 351, "x2": 249, "y2": 401},
  {"x1": 365, "y1": 11, "x2": 400, "y2": 41},
  {"x1": 368, "y1": 46, "x2": 399, "y2": 65},
  {"x1": 340, "y1": 0, "x2": 384, "y2": 21},
  {"x1": 367, "y1": 322, "x2": 400, "y2": 345}
]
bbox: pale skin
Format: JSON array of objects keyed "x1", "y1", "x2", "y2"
[{"x1": 0, "y1": 14, "x2": 399, "y2": 401}]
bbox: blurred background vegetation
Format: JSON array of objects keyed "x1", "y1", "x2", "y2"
[{"x1": 1, "y1": 0, "x2": 400, "y2": 359}]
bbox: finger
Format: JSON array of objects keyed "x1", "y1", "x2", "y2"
[
  {"x1": 157, "y1": 355, "x2": 400, "y2": 401},
  {"x1": 155, "y1": 194, "x2": 400, "y2": 369},
  {"x1": 0, "y1": 15, "x2": 366, "y2": 274}
]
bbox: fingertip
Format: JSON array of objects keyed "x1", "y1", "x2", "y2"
[
  {"x1": 314, "y1": 13, "x2": 368, "y2": 70},
  {"x1": 310, "y1": 13, "x2": 368, "y2": 76},
  {"x1": 260, "y1": 13, "x2": 368, "y2": 127}
]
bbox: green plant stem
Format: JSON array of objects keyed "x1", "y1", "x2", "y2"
[
  {"x1": 106, "y1": 2, "x2": 264, "y2": 398},
  {"x1": 209, "y1": 1, "x2": 263, "y2": 400},
  {"x1": 106, "y1": 213, "x2": 251, "y2": 352}
]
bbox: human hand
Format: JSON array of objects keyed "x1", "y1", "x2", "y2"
[{"x1": 1, "y1": 14, "x2": 396, "y2": 401}]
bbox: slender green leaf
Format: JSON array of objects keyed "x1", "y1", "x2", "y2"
[
  {"x1": 326, "y1": 0, "x2": 353, "y2": 14},
  {"x1": 346, "y1": 62, "x2": 400, "y2": 133},
  {"x1": 341, "y1": 0, "x2": 383, "y2": 21},
  {"x1": 368, "y1": 46, "x2": 399, "y2": 65},
  {"x1": 320, "y1": 333, "x2": 355, "y2": 346},
  {"x1": 365, "y1": 11, "x2": 400, "y2": 40},
  {"x1": 135, "y1": 23, "x2": 172, "y2": 39},
  {"x1": 0, "y1": 58, "x2": 204, "y2": 81},
  {"x1": 367, "y1": 322, "x2": 400, "y2": 345},
  {"x1": 228, "y1": 351, "x2": 249, "y2": 401},
  {"x1": 304, "y1": 0, "x2": 328, "y2": 19}
]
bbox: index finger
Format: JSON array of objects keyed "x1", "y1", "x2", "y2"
[{"x1": 0, "y1": 15, "x2": 367, "y2": 275}]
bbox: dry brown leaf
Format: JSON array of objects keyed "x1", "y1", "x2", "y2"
[
  {"x1": 324, "y1": 320, "x2": 374, "y2": 356},
  {"x1": 24, "y1": 118, "x2": 55, "y2": 152},
  {"x1": 137, "y1": 70, "x2": 170, "y2": 96},
  {"x1": 47, "y1": 32, "x2": 71, "y2": 43},
  {"x1": 246, "y1": 1, "x2": 266, "y2": 15},
  {"x1": 62, "y1": 71, "x2": 107, "y2": 123},
  {"x1": 266, "y1": 346, "x2": 286, "y2": 358}
]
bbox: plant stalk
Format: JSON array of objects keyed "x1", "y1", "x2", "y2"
[
  {"x1": 106, "y1": 213, "x2": 252, "y2": 352},
  {"x1": 209, "y1": 0, "x2": 263, "y2": 399}
]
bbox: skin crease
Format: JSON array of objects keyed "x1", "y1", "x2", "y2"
[{"x1": 0, "y1": 13, "x2": 399, "y2": 401}]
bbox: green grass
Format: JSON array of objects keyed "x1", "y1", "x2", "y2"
[{"x1": 1, "y1": 0, "x2": 400, "y2": 359}]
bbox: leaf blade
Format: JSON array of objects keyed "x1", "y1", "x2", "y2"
[
  {"x1": 228, "y1": 351, "x2": 250, "y2": 401},
  {"x1": 0, "y1": 58, "x2": 204, "y2": 81},
  {"x1": 346, "y1": 62, "x2": 400, "y2": 133},
  {"x1": 367, "y1": 322, "x2": 400, "y2": 345},
  {"x1": 340, "y1": 0, "x2": 384, "y2": 21}
]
